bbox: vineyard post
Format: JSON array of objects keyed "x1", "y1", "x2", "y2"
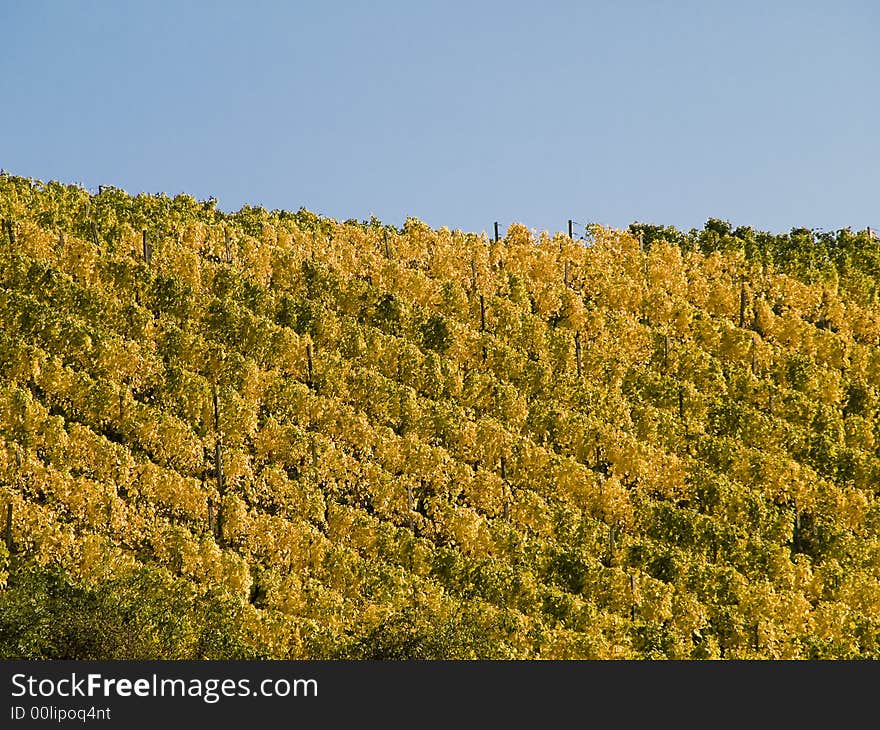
[
  {"x1": 225, "y1": 228, "x2": 232, "y2": 263},
  {"x1": 90, "y1": 221, "x2": 100, "y2": 248},
  {"x1": 575, "y1": 331, "x2": 582, "y2": 377},
  {"x1": 500, "y1": 456, "x2": 509, "y2": 519},
  {"x1": 213, "y1": 451, "x2": 224, "y2": 542},
  {"x1": 568, "y1": 219, "x2": 574, "y2": 239},
  {"x1": 470, "y1": 259, "x2": 477, "y2": 297},
  {"x1": 214, "y1": 444, "x2": 224, "y2": 496},
  {"x1": 739, "y1": 278, "x2": 747, "y2": 328},
  {"x1": 4, "y1": 503, "x2": 11, "y2": 553},
  {"x1": 212, "y1": 382, "x2": 220, "y2": 432},
  {"x1": 606, "y1": 524, "x2": 615, "y2": 567},
  {"x1": 4, "y1": 219, "x2": 15, "y2": 246},
  {"x1": 629, "y1": 573, "x2": 637, "y2": 622},
  {"x1": 678, "y1": 385, "x2": 685, "y2": 420},
  {"x1": 207, "y1": 499, "x2": 215, "y2": 536},
  {"x1": 384, "y1": 230, "x2": 391, "y2": 260},
  {"x1": 494, "y1": 222, "x2": 499, "y2": 243},
  {"x1": 212, "y1": 383, "x2": 225, "y2": 521},
  {"x1": 306, "y1": 343, "x2": 314, "y2": 388},
  {"x1": 142, "y1": 230, "x2": 152, "y2": 265}
]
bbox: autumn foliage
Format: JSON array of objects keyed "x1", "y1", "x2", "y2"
[{"x1": 1, "y1": 174, "x2": 880, "y2": 658}]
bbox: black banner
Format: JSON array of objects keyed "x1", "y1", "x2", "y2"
[{"x1": 0, "y1": 660, "x2": 872, "y2": 727}]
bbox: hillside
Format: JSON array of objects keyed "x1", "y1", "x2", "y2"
[{"x1": 2, "y1": 173, "x2": 880, "y2": 659}]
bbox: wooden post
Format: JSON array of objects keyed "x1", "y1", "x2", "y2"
[
  {"x1": 4, "y1": 219, "x2": 15, "y2": 246},
  {"x1": 90, "y1": 221, "x2": 100, "y2": 247},
  {"x1": 4, "y1": 503, "x2": 12, "y2": 553},
  {"x1": 500, "y1": 456, "x2": 509, "y2": 519},
  {"x1": 739, "y1": 279, "x2": 747, "y2": 328},
  {"x1": 142, "y1": 230, "x2": 152, "y2": 265},
  {"x1": 225, "y1": 228, "x2": 232, "y2": 263},
  {"x1": 212, "y1": 382, "x2": 225, "y2": 499},
  {"x1": 575, "y1": 331, "x2": 582, "y2": 377},
  {"x1": 568, "y1": 219, "x2": 574, "y2": 239},
  {"x1": 494, "y1": 222, "x2": 499, "y2": 243},
  {"x1": 306, "y1": 343, "x2": 314, "y2": 387},
  {"x1": 212, "y1": 382, "x2": 220, "y2": 432},
  {"x1": 678, "y1": 386, "x2": 685, "y2": 420},
  {"x1": 384, "y1": 230, "x2": 391, "y2": 259},
  {"x1": 480, "y1": 295, "x2": 486, "y2": 332},
  {"x1": 215, "y1": 441, "x2": 224, "y2": 496},
  {"x1": 215, "y1": 499, "x2": 225, "y2": 547},
  {"x1": 630, "y1": 573, "x2": 637, "y2": 621}
]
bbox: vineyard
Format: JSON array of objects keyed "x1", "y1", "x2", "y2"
[{"x1": 2, "y1": 172, "x2": 880, "y2": 658}]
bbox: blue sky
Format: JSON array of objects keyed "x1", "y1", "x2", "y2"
[{"x1": 1, "y1": 1, "x2": 877, "y2": 237}]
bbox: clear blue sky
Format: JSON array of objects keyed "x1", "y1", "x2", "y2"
[{"x1": 1, "y1": 1, "x2": 877, "y2": 237}]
